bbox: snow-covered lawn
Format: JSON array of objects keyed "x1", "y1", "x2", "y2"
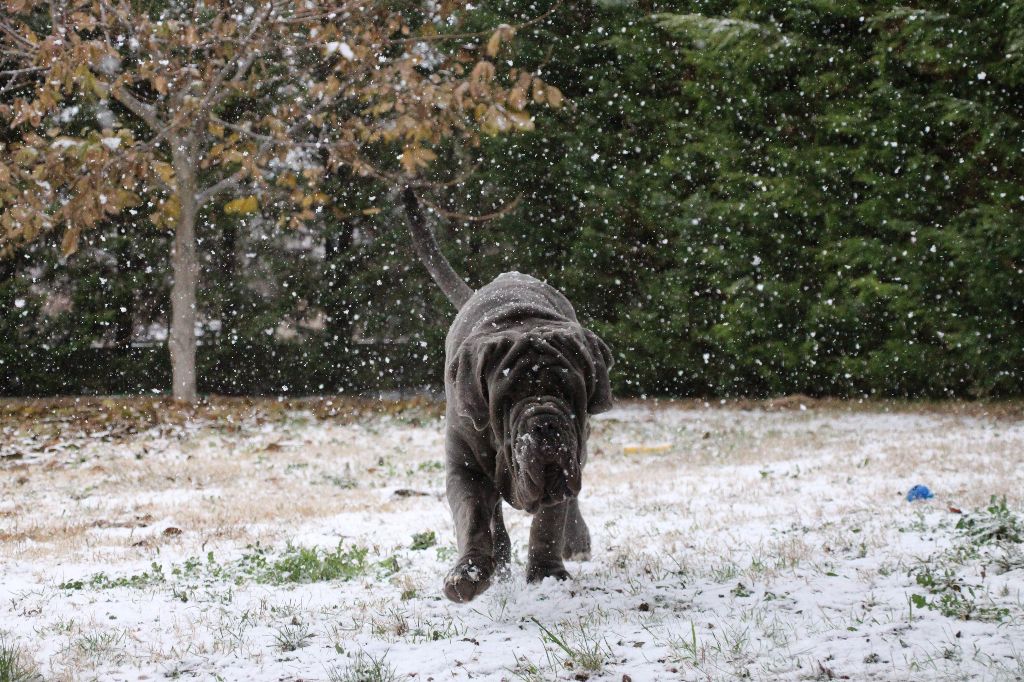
[{"x1": 2, "y1": 400, "x2": 1023, "y2": 681}]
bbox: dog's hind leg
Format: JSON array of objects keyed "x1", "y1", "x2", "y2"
[
  {"x1": 492, "y1": 500, "x2": 512, "y2": 578},
  {"x1": 526, "y1": 501, "x2": 571, "y2": 583},
  {"x1": 562, "y1": 498, "x2": 591, "y2": 561}
]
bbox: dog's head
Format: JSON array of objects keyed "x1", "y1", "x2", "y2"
[{"x1": 449, "y1": 322, "x2": 613, "y2": 512}]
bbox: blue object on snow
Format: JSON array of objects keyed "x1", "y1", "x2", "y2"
[{"x1": 906, "y1": 485, "x2": 934, "y2": 502}]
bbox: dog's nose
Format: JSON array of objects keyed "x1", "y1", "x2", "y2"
[{"x1": 533, "y1": 420, "x2": 559, "y2": 439}]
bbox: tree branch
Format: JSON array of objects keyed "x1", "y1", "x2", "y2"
[
  {"x1": 0, "y1": 66, "x2": 45, "y2": 77},
  {"x1": 209, "y1": 115, "x2": 338, "y2": 153},
  {"x1": 419, "y1": 194, "x2": 522, "y2": 222},
  {"x1": 196, "y1": 168, "x2": 249, "y2": 205},
  {"x1": 0, "y1": 23, "x2": 34, "y2": 53},
  {"x1": 111, "y1": 84, "x2": 164, "y2": 131},
  {"x1": 191, "y1": 3, "x2": 275, "y2": 127},
  {"x1": 0, "y1": 66, "x2": 43, "y2": 95}
]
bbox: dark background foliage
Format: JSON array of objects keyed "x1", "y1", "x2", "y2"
[{"x1": 2, "y1": 0, "x2": 1022, "y2": 398}]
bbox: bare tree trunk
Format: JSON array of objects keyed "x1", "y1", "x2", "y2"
[{"x1": 169, "y1": 154, "x2": 199, "y2": 402}]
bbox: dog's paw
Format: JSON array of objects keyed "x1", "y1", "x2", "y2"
[
  {"x1": 442, "y1": 558, "x2": 494, "y2": 603},
  {"x1": 494, "y1": 558, "x2": 513, "y2": 581},
  {"x1": 562, "y1": 520, "x2": 591, "y2": 561},
  {"x1": 526, "y1": 563, "x2": 571, "y2": 584}
]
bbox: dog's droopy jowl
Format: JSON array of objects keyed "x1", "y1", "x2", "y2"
[{"x1": 441, "y1": 272, "x2": 613, "y2": 602}]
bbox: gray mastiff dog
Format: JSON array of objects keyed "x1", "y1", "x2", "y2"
[
  {"x1": 442, "y1": 271, "x2": 614, "y2": 602},
  {"x1": 401, "y1": 189, "x2": 614, "y2": 603}
]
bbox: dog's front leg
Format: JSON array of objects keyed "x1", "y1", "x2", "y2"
[
  {"x1": 443, "y1": 467, "x2": 499, "y2": 602},
  {"x1": 526, "y1": 501, "x2": 571, "y2": 583}
]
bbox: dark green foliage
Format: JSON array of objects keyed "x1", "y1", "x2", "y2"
[
  {"x1": 443, "y1": 0, "x2": 1024, "y2": 397},
  {"x1": 2, "y1": 0, "x2": 1022, "y2": 398},
  {"x1": 0, "y1": 256, "x2": 43, "y2": 392}
]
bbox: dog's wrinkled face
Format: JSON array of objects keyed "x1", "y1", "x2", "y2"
[
  {"x1": 450, "y1": 321, "x2": 612, "y2": 513},
  {"x1": 509, "y1": 396, "x2": 581, "y2": 513}
]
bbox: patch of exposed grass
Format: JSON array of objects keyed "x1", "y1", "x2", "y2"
[
  {"x1": 59, "y1": 542, "x2": 371, "y2": 593},
  {"x1": 272, "y1": 622, "x2": 314, "y2": 652},
  {"x1": 322, "y1": 474, "x2": 358, "y2": 489},
  {"x1": 410, "y1": 531, "x2": 436, "y2": 550},
  {"x1": 59, "y1": 562, "x2": 166, "y2": 591},
  {"x1": 957, "y1": 496, "x2": 1023, "y2": 547},
  {"x1": 655, "y1": 621, "x2": 704, "y2": 668},
  {"x1": 253, "y1": 543, "x2": 369, "y2": 584},
  {"x1": 0, "y1": 635, "x2": 41, "y2": 682},
  {"x1": 909, "y1": 497, "x2": 1023, "y2": 622},
  {"x1": 506, "y1": 652, "x2": 551, "y2": 682},
  {"x1": 68, "y1": 629, "x2": 129, "y2": 667},
  {"x1": 435, "y1": 545, "x2": 457, "y2": 562},
  {"x1": 326, "y1": 651, "x2": 397, "y2": 682},
  {"x1": 909, "y1": 567, "x2": 1008, "y2": 622},
  {"x1": 532, "y1": 617, "x2": 611, "y2": 674}
]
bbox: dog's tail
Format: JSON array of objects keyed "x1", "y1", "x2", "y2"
[{"x1": 401, "y1": 186, "x2": 474, "y2": 310}]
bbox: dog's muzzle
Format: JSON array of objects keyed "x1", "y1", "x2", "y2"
[{"x1": 510, "y1": 397, "x2": 581, "y2": 512}]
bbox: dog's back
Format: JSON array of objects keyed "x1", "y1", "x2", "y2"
[{"x1": 445, "y1": 272, "x2": 577, "y2": 360}]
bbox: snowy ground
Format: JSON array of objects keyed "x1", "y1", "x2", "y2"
[{"x1": 2, "y1": 399, "x2": 1024, "y2": 681}]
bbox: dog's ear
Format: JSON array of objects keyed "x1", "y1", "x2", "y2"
[
  {"x1": 448, "y1": 333, "x2": 515, "y2": 431},
  {"x1": 582, "y1": 328, "x2": 614, "y2": 414},
  {"x1": 538, "y1": 324, "x2": 614, "y2": 416}
]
